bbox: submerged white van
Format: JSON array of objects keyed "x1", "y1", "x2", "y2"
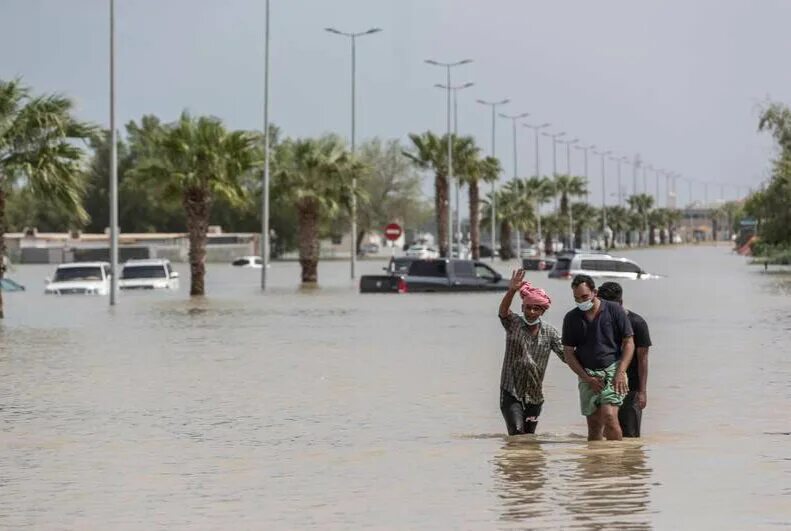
[
  {"x1": 45, "y1": 262, "x2": 111, "y2": 295},
  {"x1": 119, "y1": 259, "x2": 179, "y2": 290},
  {"x1": 548, "y1": 252, "x2": 655, "y2": 280}
]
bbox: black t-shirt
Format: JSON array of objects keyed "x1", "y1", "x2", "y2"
[
  {"x1": 626, "y1": 310, "x2": 652, "y2": 390},
  {"x1": 562, "y1": 299, "x2": 634, "y2": 370}
]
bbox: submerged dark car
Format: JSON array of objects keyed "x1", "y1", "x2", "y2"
[{"x1": 360, "y1": 258, "x2": 509, "y2": 293}]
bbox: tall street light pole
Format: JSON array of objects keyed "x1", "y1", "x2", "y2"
[
  {"x1": 499, "y1": 111, "x2": 530, "y2": 260},
  {"x1": 594, "y1": 150, "x2": 611, "y2": 248},
  {"x1": 477, "y1": 97, "x2": 510, "y2": 262},
  {"x1": 109, "y1": 0, "x2": 119, "y2": 306},
  {"x1": 428, "y1": 59, "x2": 473, "y2": 258},
  {"x1": 261, "y1": 0, "x2": 271, "y2": 290},
  {"x1": 643, "y1": 164, "x2": 650, "y2": 196},
  {"x1": 523, "y1": 122, "x2": 550, "y2": 252},
  {"x1": 654, "y1": 167, "x2": 662, "y2": 207},
  {"x1": 560, "y1": 138, "x2": 578, "y2": 249},
  {"x1": 542, "y1": 130, "x2": 565, "y2": 211},
  {"x1": 610, "y1": 155, "x2": 628, "y2": 206},
  {"x1": 436, "y1": 81, "x2": 474, "y2": 250},
  {"x1": 632, "y1": 155, "x2": 641, "y2": 199},
  {"x1": 326, "y1": 26, "x2": 383, "y2": 279},
  {"x1": 574, "y1": 143, "x2": 596, "y2": 249}
]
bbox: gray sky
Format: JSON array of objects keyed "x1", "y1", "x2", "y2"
[{"x1": 2, "y1": 0, "x2": 789, "y2": 208}]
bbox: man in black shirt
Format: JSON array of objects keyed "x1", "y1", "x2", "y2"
[
  {"x1": 562, "y1": 275, "x2": 635, "y2": 441},
  {"x1": 598, "y1": 282, "x2": 652, "y2": 437}
]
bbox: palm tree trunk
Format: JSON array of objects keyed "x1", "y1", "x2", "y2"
[
  {"x1": 660, "y1": 228, "x2": 668, "y2": 245},
  {"x1": 469, "y1": 182, "x2": 480, "y2": 259},
  {"x1": 183, "y1": 189, "x2": 211, "y2": 296},
  {"x1": 649, "y1": 224, "x2": 657, "y2": 246},
  {"x1": 544, "y1": 228, "x2": 553, "y2": 255},
  {"x1": 435, "y1": 172, "x2": 449, "y2": 258},
  {"x1": 0, "y1": 186, "x2": 6, "y2": 319},
  {"x1": 625, "y1": 229, "x2": 632, "y2": 247},
  {"x1": 500, "y1": 220, "x2": 513, "y2": 260},
  {"x1": 297, "y1": 198, "x2": 320, "y2": 283},
  {"x1": 574, "y1": 225, "x2": 583, "y2": 250},
  {"x1": 356, "y1": 229, "x2": 366, "y2": 256}
]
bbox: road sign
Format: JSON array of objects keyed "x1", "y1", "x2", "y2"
[{"x1": 384, "y1": 223, "x2": 403, "y2": 241}]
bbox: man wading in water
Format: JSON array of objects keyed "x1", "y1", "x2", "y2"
[
  {"x1": 562, "y1": 275, "x2": 635, "y2": 441},
  {"x1": 498, "y1": 269, "x2": 564, "y2": 435},
  {"x1": 597, "y1": 281, "x2": 652, "y2": 438}
]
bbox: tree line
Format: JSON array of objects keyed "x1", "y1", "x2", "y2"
[
  {"x1": 0, "y1": 78, "x2": 706, "y2": 317},
  {"x1": 743, "y1": 101, "x2": 791, "y2": 263}
]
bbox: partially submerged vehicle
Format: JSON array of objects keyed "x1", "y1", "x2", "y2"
[
  {"x1": 547, "y1": 251, "x2": 658, "y2": 280},
  {"x1": 45, "y1": 262, "x2": 111, "y2": 295}
]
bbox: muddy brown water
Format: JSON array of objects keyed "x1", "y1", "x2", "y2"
[{"x1": 1, "y1": 246, "x2": 789, "y2": 529}]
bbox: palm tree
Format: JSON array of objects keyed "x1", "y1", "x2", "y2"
[
  {"x1": 273, "y1": 134, "x2": 361, "y2": 284},
  {"x1": 0, "y1": 79, "x2": 94, "y2": 318},
  {"x1": 461, "y1": 155, "x2": 500, "y2": 259},
  {"x1": 541, "y1": 213, "x2": 563, "y2": 255},
  {"x1": 483, "y1": 180, "x2": 536, "y2": 259},
  {"x1": 523, "y1": 176, "x2": 555, "y2": 248},
  {"x1": 666, "y1": 209, "x2": 683, "y2": 244},
  {"x1": 571, "y1": 202, "x2": 598, "y2": 249},
  {"x1": 131, "y1": 112, "x2": 261, "y2": 295},
  {"x1": 601, "y1": 206, "x2": 630, "y2": 247},
  {"x1": 627, "y1": 194, "x2": 654, "y2": 245},
  {"x1": 647, "y1": 209, "x2": 663, "y2": 245},
  {"x1": 553, "y1": 174, "x2": 587, "y2": 247},
  {"x1": 405, "y1": 132, "x2": 482, "y2": 258}
]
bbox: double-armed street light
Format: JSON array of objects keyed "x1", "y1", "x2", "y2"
[
  {"x1": 325, "y1": 26, "x2": 383, "y2": 279},
  {"x1": 427, "y1": 58, "x2": 473, "y2": 258},
  {"x1": 499, "y1": 111, "x2": 530, "y2": 259},
  {"x1": 436, "y1": 81, "x2": 475, "y2": 247},
  {"x1": 477, "y1": 97, "x2": 510, "y2": 262}
]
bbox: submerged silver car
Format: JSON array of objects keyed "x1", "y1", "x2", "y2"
[{"x1": 548, "y1": 252, "x2": 654, "y2": 280}]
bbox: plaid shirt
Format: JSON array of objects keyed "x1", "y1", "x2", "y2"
[{"x1": 499, "y1": 312, "x2": 565, "y2": 405}]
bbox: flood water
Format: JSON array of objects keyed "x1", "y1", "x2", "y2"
[{"x1": 1, "y1": 245, "x2": 789, "y2": 529}]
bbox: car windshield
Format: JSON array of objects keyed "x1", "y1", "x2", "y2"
[
  {"x1": 54, "y1": 267, "x2": 103, "y2": 282},
  {"x1": 121, "y1": 265, "x2": 167, "y2": 279},
  {"x1": 554, "y1": 257, "x2": 572, "y2": 271},
  {"x1": 232, "y1": 258, "x2": 250, "y2": 266}
]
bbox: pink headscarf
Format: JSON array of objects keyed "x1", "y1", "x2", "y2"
[{"x1": 519, "y1": 281, "x2": 552, "y2": 309}]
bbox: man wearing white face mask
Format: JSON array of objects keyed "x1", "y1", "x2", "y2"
[
  {"x1": 562, "y1": 274, "x2": 635, "y2": 441},
  {"x1": 497, "y1": 269, "x2": 565, "y2": 435}
]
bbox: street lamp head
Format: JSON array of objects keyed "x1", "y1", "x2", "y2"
[
  {"x1": 425, "y1": 59, "x2": 440, "y2": 66},
  {"x1": 458, "y1": 58, "x2": 473, "y2": 66},
  {"x1": 460, "y1": 82, "x2": 475, "y2": 89},
  {"x1": 325, "y1": 27, "x2": 343, "y2": 35},
  {"x1": 365, "y1": 27, "x2": 383, "y2": 35},
  {"x1": 499, "y1": 111, "x2": 529, "y2": 120}
]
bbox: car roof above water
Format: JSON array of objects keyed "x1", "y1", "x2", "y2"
[
  {"x1": 56, "y1": 261, "x2": 109, "y2": 269},
  {"x1": 123, "y1": 259, "x2": 170, "y2": 267}
]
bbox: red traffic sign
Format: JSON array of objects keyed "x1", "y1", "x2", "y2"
[{"x1": 384, "y1": 223, "x2": 403, "y2": 241}]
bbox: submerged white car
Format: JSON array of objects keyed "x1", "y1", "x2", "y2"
[
  {"x1": 120, "y1": 259, "x2": 179, "y2": 290},
  {"x1": 231, "y1": 256, "x2": 264, "y2": 268},
  {"x1": 45, "y1": 262, "x2": 111, "y2": 295},
  {"x1": 405, "y1": 245, "x2": 439, "y2": 259}
]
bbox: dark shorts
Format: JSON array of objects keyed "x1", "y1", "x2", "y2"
[
  {"x1": 618, "y1": 390, "x2": 642, "y2": 437},
  {"x1": 500, "y1": 390, "x2": 543, "y2": 435}
]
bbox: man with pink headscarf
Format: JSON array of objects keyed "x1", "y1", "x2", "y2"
[{"x1": 497, "y1": 269, "x2": 565, "y2": 435}]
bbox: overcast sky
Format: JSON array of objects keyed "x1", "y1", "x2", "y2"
[{"x1": 2, "y1": 0, "x2": 789, "y2": 208}]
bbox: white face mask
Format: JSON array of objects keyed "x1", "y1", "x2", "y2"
[
  {"x1": 576, "y1": 299, "x2": 594, "y2": 312},
  {"x1": 524, "y1": 317, "x2": 541, "y2": 326}
]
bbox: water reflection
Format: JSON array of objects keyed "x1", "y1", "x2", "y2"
[
  {"x1": 493, "y1": 438, "x2": 549, "y2": 523},
  {"x1": 562, "y1": 443, "x2": 652, "y2": 530}
]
